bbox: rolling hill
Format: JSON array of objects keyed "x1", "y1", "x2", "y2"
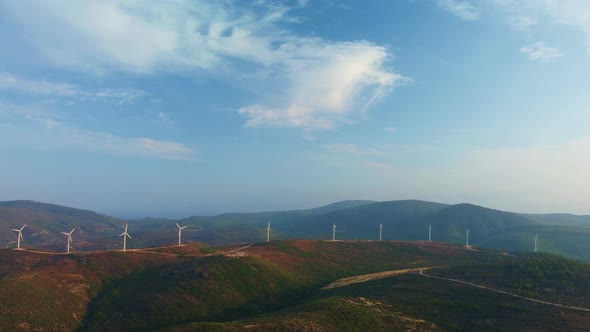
[
  {"x1": 3, "y1": 199, "x2": 590, "y2": 262},
  {"x1": 1, "y1": 240, "x2": 590, "y2": 331}
]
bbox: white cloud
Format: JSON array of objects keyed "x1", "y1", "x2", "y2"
[
  {"x1": 435, "y1": 0, "x2": 480, "y2": 21},
  {"x1": 384, "y1": 127, "x2": 398, "y2": 133},
  {"x1": 494, "y1": 0, "x2": 590, "y2": 57},
  {"x1": 0, "y1": 72, "x2": 146, "y2": 104},
  {"x1": 320, "y1": 144, "x2": 383, "y2": 156},
  {"x1": 0, "y1": 1, "x2": 403, "y2": 130},
  {"x1": 520, "y1": 41, "x2": 563, "y2": 61},
  {"x1": 239, "y1": 41, "x2": 403, "y2": 130}
]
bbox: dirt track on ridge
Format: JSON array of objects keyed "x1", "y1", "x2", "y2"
[{"x1": 322, "y1": 267, "x2": 435, "y2": 290}]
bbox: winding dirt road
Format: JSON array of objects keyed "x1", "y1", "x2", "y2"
[{"x1": 418, "y1": 269, "x2": 590, "y2": 313}]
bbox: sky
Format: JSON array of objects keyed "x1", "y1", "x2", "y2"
[{"x1": 1, "y1": 0, "x2": 590, "y2": 217}]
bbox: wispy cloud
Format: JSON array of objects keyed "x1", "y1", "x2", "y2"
[
  {"x1": 384, "y1": 127, "x2": 398, "y2": 133},
  {"x1": 435, "y1": 0, "x2": 480, "y2": 21},
  {"x1": 495, "y1": 0, "x2": 590, "y2": 57},
  {"x1": 10, "y1": 122, "x2": 194, "y2": 160},
  {"x1": 0, "y1": 103, "x2": 194, "y2": 160},
  {"x1": 509, "y1": 15, "x2": 537, "y2": 29},
  {"x1": 0, "y1": 72, "x2": 146, "y2": 104},
  {"x1": 320, "y1": 144, "x2": 383, "y2": 156},
  {"x1": 0, "y1": 1, "x2": 403, "y2": 131},
  {"x1": 0, "y1": 72, "x2": 78, "y2": 96},
  {"x1": 520, "y1": 41, "x2": 563, "y2": 61}
]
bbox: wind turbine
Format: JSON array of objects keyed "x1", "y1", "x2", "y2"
[
  {"x1": 332, "y1": 223, "x2": 337, "y2": 241},
  {"x1": 119, "y1": 224, "x2": 132, "y2": 251},
  {"x1": 11, "y1": 224, "x2": 26, "y2": 249},
  {"x1": 379, "y1": 223, "x2": 383, "y2": 241},
  {"x1": 428, "y1": 223, "x2": 432, "y2": 242},
  {"x1": 266, "y1": 220, "x2": 271, "y2": 242},
  {"x1": 465, "y1": 228, "x2": 470, "y2": 248},
  {"x1": 61, "y1": 227, "x2": 76, "y2": 253},
  {"x1": 534, "y1": 233, "x2": 538, "y2": 253},
  {"x1": 176, "y1": 223, "x2": 188, "y2": 246}
]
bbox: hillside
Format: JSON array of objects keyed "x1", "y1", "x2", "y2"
[
  {"x1": 0, "y1": 200, "x2": 125, "y2": 251},
  {"x1": 3, "y1": 199, "x2": 590, "y2": 262},
  {"x1": 1, "y1": 240, "x2": 590, "y2": 331},
  {"x1": 522, "y1": 213, "x2": 590, "y2": 228}
]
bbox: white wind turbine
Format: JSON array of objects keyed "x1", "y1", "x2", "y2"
[
  {"x1": 428, "y1": 223, "x2": 432, "y2": 242},
  {"x1": 61, "y1": 227, "x2": 76, "y2": 253},
  {"x1": 534, "y1": 233, "x2": 538, "y2": 253},
  {"x1": 11, "y1": 224, "x2": 26, "y2": 249},
  {"x1": 266, "y1": 220, "x2": 271, "y2": 242},
  {"x1": 465, "y1": 228, "x2": 470, "y2": 248},
  {"x1": 119, "y1": 224, "x2": 132, "y2": 251},
  {"x1": 332, "y1": 223, "x2": 337, "y2": 241},
  {"x1": 176, "y1": 223, "x2": 188, "y2": 246},
  {"x1": 379, "y1": 223, "x2": 383, "y2": 241}
]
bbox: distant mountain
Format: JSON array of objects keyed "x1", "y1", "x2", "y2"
[
  {"x1": 3, "y1": 199, "x2": 590, "y2": 262},
  {"x1": 291, "y1": 200, "x2": 449, "y2": 240},
  {"x1": 293, "y1": 200, "x2": 376, "y2": 215},
  {"x1": 521, "y1": 213, "x2": 590, "y2": 228},
  {"x1": 431, "y1": 203, "x2": 533, "y2": 243}
]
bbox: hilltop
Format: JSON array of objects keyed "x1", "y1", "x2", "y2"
[
  {"x1": 3, "y1": 199, "x2": 590, "y2": 262},
  {"x1": 1, "y1": 240, "x2": 590, "y2": 331}
]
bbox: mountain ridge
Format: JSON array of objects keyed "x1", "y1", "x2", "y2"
[{"x1": 3, "y1": 199, "x2": 590, "y2": 262}]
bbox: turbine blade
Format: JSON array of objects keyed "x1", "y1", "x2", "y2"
[
  {"x1": 176, "y1": 223, "x2": 181, "y2": 229},
  {"x1": 125, "y1": 224, "x2": 128, "y2": 232},
  {"x1": 70, "y1": 226, "x2": 76, "y2": 234},
  {"x1": 20, "y1": 224, "x2": 27, "y2": 231},
  {"x1": 126, "y1": 234, "x2": 132, "y2": 239},
  {"x1": 119, "y1": 232, "x2": 126, "y2": 237},
  {"x1": 12, "y1": 229, "x2": 19, "y2": 232},
  {"x1": 181, "y1": 226, "x2": 187, "y2": 229},
  {"x1": 61, "y1": 232, "x2": 68, "y2": 235}
]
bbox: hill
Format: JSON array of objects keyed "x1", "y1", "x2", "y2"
[
  {"x1": 0, "y1": 200, "x2": 125, "y2": 251},
  {"x1": 1, "y1": 240, "x2": 590, "y2": 331},
  {"x1": 522, "y1": 213, "x2": 590, "y2": 228},
  {"x1": 3, "y1": 199, "x2": 590, "y2": 262}
]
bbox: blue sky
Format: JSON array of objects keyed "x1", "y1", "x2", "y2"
[{"x1": 1, "y1": 0, "x2": 590, "y2": 217}]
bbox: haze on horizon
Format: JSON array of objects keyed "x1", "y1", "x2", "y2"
[{"x1": 0, "y1": 0, "x2": 589, "y2": 217}]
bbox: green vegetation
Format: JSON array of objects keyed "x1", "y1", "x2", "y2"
[
  {"x1": 3, "y1": 199, "x2": 590, "y2": 263},
  {"x1": 1, "y1": 240, "x2": 590, "y2": 331},
  {"x1": 431, "y1": 253, "x2": 590, "y2": 307}
]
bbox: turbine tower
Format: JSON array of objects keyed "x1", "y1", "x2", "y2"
[
  {"x1": 332, "y1": 223, "x2": 336, "y2": 241},
  {"x1": 176, "y1": 223, "x2": 188, "y2": 246},
  {"x1": 428, "y1": 223, "x2": 432, "y2": 242},
  {"x1": 11, "y1": 224, "x2": 26, "y2": 249},
  {"x1": 534, "y1": 233, "x2": 538, "y2": 253},
  {"x1": 61, "y1": 227, "x2": 76, "y2": 253},
  {"x1": 466, "y1": 228, "x2": 470, "y2": 248},
  {"x1": 119, "y1": 224, "x2": 132, "y2": 251},
  {"x1": 379, "y1": 223, "x2": 383, "y2": 241},
  {"x1": 266, "y1": 220, "x2": 271, "y2": 242}
]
